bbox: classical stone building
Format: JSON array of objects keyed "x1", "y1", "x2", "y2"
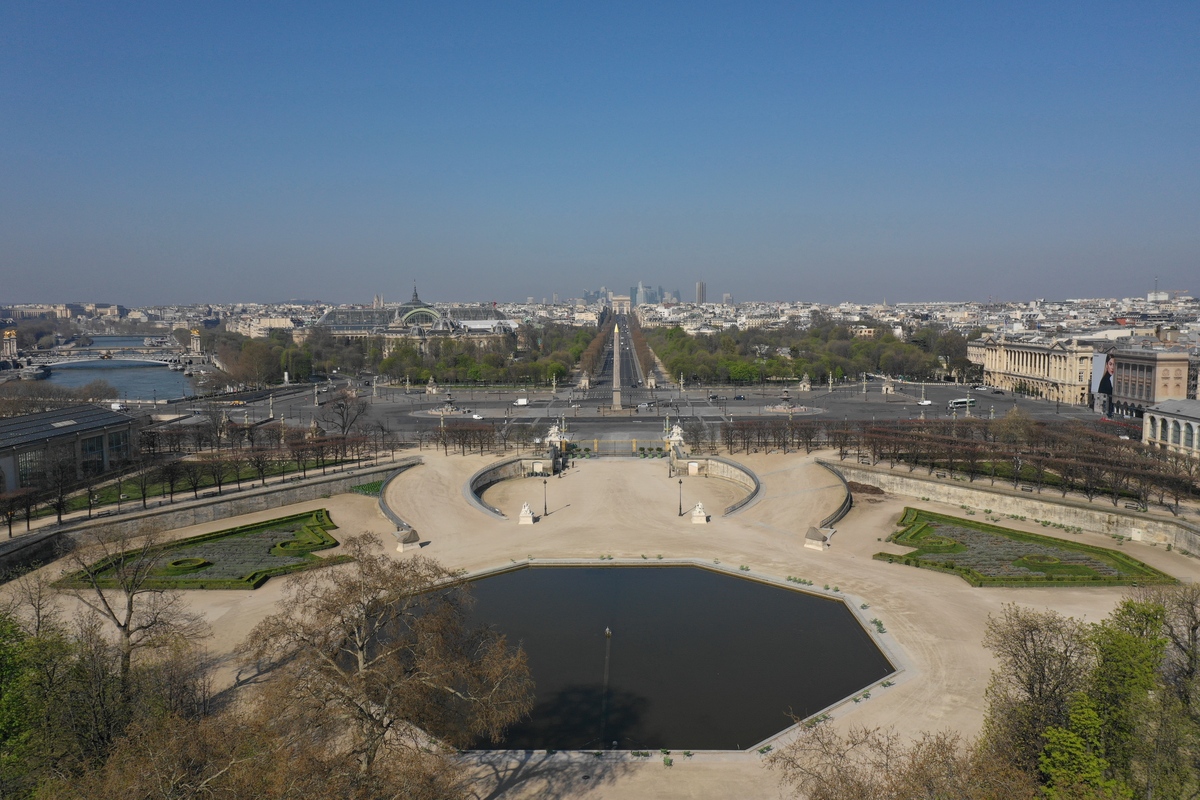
[
  {"x1": 1109, "y1": 347, "x2": 1191, "y2": 417},
  {"x1": 1143, "y1": 399, "x2": 1200, "y2": 456},
  {"x1": 301, "y1": 289, "x2": 515, "y2": 355},
  {"x1": 971, "y1": 334, "x2": 1096, "y2": 405}
]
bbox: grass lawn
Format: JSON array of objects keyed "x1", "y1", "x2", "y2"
[
  {"x1": 56, "y1": 509, "x2": 350, "y2": 590},
  {"x1": 874, "y1": 508, "x2": 1175, "y2": 587}
]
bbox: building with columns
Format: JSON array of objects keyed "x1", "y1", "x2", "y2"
[
  {"x1": 1143, "y1": 399, "x2": 1200, "y2": 456},
  {"x1": 971, "y1": 334, "x2": 1096, "y2": 405},
  {"x1": 1108, "y1": 347, "x2": 1190, "y2": 417}
]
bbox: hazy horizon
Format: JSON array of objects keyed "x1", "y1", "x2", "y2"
[{"x1": 3, "y1": 4, "x2": 1197, "y2": 307}]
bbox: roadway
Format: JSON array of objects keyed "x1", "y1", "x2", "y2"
[{"x1": 185, "y1": 372, "x2": 1099, "y2": 449}]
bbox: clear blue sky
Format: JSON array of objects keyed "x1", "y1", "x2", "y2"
[{"x1": 2, "y1": 2, "x2": 1197, "y2": 306}]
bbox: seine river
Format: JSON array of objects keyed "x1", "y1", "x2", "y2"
[{"x1": 44, "y1": 336, "x2": 198, "y2": 401}]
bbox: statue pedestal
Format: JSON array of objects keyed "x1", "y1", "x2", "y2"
[
  {"x1": 691, "y1": 503, "x2": 709, "y2": 524},
  {"x1": 519, "y1": 502, "x2": 536, "y2": 525}
]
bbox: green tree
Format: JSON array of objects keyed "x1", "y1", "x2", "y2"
[
  {"x1": 1039, "y1": 695, "x2": 1127, "y2": 799},
  {"x1": 1085, "y1": 600, "x2": 1165, "y2": 783},
  {"x1": 982, "y1": 604, "x2": 1092, "y2": 773}
]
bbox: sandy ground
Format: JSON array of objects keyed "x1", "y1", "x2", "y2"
[{"x1": 16, "y1": 448, "x2": 1200, "y2": 799}]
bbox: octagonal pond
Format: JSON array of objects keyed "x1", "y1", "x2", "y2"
[{"x1": 466, "y1": 566, "x2": 895, "y2": 751}]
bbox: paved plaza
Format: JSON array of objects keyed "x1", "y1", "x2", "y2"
[{"x1": 18, "y1": 448, "x2": 1200, "y2": 799}]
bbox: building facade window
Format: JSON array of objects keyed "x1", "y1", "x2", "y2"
[
  {"x1": 81, "y1": 435, "x2": 104, "y2": 475},
  {"x1": 17, "y1": 450, "x2": 43, "y2": 487},
  {"x1": 108, "y1": 430, "x2": 130, "y2": 462}
]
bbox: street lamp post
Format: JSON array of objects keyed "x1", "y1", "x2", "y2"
[
  {"x1": 543, "y1": 478, "x2": 547, "y2": 517},
  {"x1": 678, "y1": 478, "x2": 683, "y2": 516}
]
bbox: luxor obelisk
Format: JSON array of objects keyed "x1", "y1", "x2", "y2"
[{"x1": 612, "y1": 323, "x2": 622, "y2": 410}]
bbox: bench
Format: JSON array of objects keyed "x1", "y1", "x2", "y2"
[
  {"x1": 1125, "y1": 503, "x2": 1141, "y2": 510},
  {"x1": 1021, "y1": 486, "x2": 1034, "y2": 492}
]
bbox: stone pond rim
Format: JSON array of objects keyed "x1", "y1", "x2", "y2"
[{"x1": 461, "y1": 563, "x2": 896, "y2": 751}]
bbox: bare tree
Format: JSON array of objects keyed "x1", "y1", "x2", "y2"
[
  {"x1": 57, "y1": 523, "x2": 208, "y2": 702},
  {"x1": 245, "y1": 449, "x2": 277, "y2": 486},
  {"x1": 128, "y1": 450, "x2": 159, "y2": 510},
  {"x1": 320, "y1": 389, "x2": 370, "y2": 439},
  {"x1": 242, "y1": 535, "x2": 533, "y2": 778},
  {"x1": 767, "y1": 720, "x2": 1039, "y2": 800},
  {"x1": 158, "y1": 458, "x2": 183, "y2": 503},
  {"x1": 181, "y1": 458, "x2": 206, "y2": 500},
  {"x1": 42, "y1": 443, "x2": 78, "y2": 524},
  {"x1": 201, "y1": 403, "x2": 229, "y2": 451},
  {"x1": 3, "y1": 568, "x2": 63, "y2": 637},
  {"x1": 0, "y1": 488, "x2": 36, "y2": 537},
  {"x1": 203, "y1": 452, "x2": 228, "y2": 495},
  {"x1": 981, "y1": 604, "x2": 1093, "y2": 774},
  {"x1": 224, "y1": 448, "x2": 247, "y2": 490}
]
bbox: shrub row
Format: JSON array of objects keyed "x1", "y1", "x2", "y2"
[{"x1": 57, "y1": 509, "x2": 344, "y2": 590}]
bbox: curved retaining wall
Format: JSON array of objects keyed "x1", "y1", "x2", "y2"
[
  {"x1": 706, "y1": 456, "x2": 762, "y2": 516},
  {"x1": 821, "y1": 460, "x2": 1200, "y2": 552},
  {"x1": 816, "y1": 461, "x2": 853, "y2": 528},
  {"x1": 668, "y1": 449, "x2": 761, "y2": 516},
  {"x1": 465, "y1": 456, "x2": 555, "y2": 519},
  {"x1": 377, "y1": 457, "x2": 423, "y2": 543}
]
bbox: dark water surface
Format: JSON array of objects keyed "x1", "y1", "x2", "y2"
[
  {"x1": 466, "y1": 566, "x2": 895, "y2": 751},
  {"x1": 45, "y1": 336, "x2": 195, "y2": 400}
]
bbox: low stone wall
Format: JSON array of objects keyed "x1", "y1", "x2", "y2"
[
  {"x1": 377, "y1": 458, "x2": 423, "y2": 543},
  {"x1": 816, "y1": 462, "x2": 853, "y2": 528},
  {"x1": 822, "y1": 460, "x2": 1200, "y2": 552},
  {"x1": 669, "y1": 451, "x2": 761, "y2": 516},
  {"x1": 0, "y1": 460, "x2": 406, "y2": 579},
  {"x1": 0, "y1": 530, "x2": 69, "y2": 578},
  {"x1": 465, "y1": 457, "x2": 553, "y2": 519}
]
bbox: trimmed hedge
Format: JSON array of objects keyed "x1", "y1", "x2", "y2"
[
  {"x1": 876, "y1": 507, "x2": 1175, "y2": 588},
  {"x1": 350, "y1": 481, "x2": 384, "y2": 497},
  {"x1": 57, "y1": 509, "x2": 346, "y2": 591}
]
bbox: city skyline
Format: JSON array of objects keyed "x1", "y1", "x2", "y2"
[{"x1": 3, "y1": 4, "x2": 1197, "y2": 306}]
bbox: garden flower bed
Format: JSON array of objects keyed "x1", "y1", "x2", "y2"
[
  {"x1": 873, "y1": 508, "x2": 1174, "y2": 587},
  {"x1": 57, "y1": 509, "x2": 349, "y2": 590}
]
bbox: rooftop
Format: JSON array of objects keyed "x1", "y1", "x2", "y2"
[{"x1": 0, "y1": 405, "x2": 132, "y2": 452}]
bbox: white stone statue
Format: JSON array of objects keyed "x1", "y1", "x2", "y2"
[
  {"x1": 691, "y1": 503, "x2": 708, "y2": 524},
  {"x1": 519, "y1": 502, "x2": 535, "y2": 524}
]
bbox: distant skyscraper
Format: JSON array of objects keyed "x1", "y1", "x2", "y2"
[
  {"x1": 696, "y1": 281, "x2": 706, "y2": 304},
  {"x1": 722, "y1": 293, "x2": 733, "y2": 305}
]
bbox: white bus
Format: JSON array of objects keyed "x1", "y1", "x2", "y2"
[{"x1": 946, "y1": 398, "x2": 976, "y2": 411}]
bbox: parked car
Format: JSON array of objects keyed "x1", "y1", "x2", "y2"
[
  {"x1": 472, "y1": 414, "x2": 484, "y2": 420},
  {"x1": 991, "y1": 389, "x2": 1005, "y2": 395},
  {"x1": 733, "y1": 395, "x2": 746, "y2": 400},
  {"x1": 917, "y1": 399, "x2": 932, "y2": 406}
]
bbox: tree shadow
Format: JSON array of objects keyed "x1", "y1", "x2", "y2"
[
  {"x1": 460, "y1": 684, "x2": 653, "y2": 798},
  {"x1": 493, "y1": 684, "x2": 653, "y2": 750},
  {"x1": 463, "y1": 749, "x2": 634, "y2": 800}
]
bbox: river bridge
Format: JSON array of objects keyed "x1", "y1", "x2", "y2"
[{"x1": 25, "y1": 346, "x2": 192, "y2": 367}]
